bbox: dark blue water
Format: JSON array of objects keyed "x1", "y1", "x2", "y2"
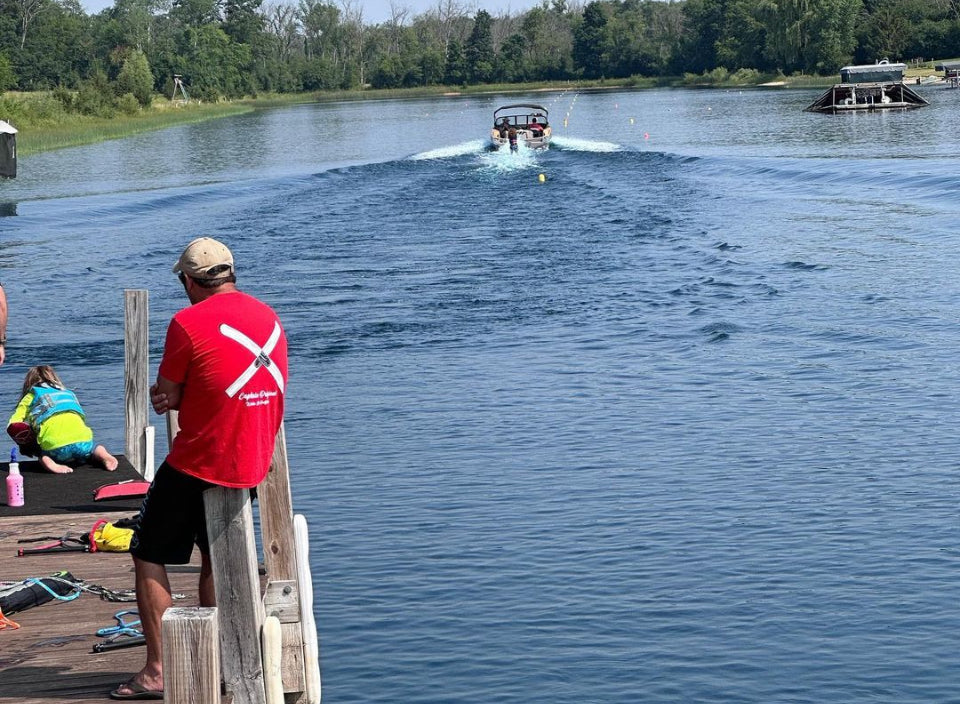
[{"x1": 3, "y1": 86, "x2": 960, "y2": 702}]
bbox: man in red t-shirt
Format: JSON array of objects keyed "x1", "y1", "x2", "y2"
[{"x1": 113, "y1": 237, "x2": 288, "y2": 700}]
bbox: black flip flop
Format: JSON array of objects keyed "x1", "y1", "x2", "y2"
[{"x1": 109, "y1": 679, "x2": 163, "y2": 700}]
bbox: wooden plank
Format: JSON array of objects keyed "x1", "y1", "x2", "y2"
[
  {"x1": 123, "y1": 290, "x2": 149, "y2": 477},
  {"x1": 262, "y1": 580, "x2": 299, "y2": 624},
  {"x1": 259, "y1": 424, "x2": 297, "y2": 581},
  {"x1": 0, "y1": 512, "x2": 202, "y2": 704},
  {"x1": 204, "y1": 487, "x2": 266, "y2": 704},
  {"x1": 163, "y1": 607, "x2": 220, "y2": 704},
  {"x1": 279, "y1": 622, "x2": 307, "y2": 700},
  {"x1": 257, "y1": 424, "x2": 306, "y2": 698}
]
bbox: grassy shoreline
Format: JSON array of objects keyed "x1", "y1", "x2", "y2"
[
  {"x1": 4, "y1": 66, "x2": 942, "y2": 156},
  {"x1": 11, "y1": 99, "x2": 254, "y2": 156}
]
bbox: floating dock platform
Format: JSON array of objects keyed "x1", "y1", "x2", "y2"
[{"x1": 805, "y1": 60, "x2": 929, "y2": 113}]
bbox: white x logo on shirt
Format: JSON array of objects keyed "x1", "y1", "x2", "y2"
[{"x1": 219, "y1": 322, "x2": 285, "y2": 398}]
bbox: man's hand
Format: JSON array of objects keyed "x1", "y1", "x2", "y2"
[
  {"x1": 150, "y1": 382, "x2": 170, "y2": 415},
  {"x1": 151, "y1": 376, "x2": 184, "y2": 415}
]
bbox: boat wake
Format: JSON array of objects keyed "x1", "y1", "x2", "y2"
[
  {"x1": 476, "y1": 144, "x2": 540, "y2": 172},
  {"x1": 410, "y1": 141, "x2": 488, "y2": 161},
  {"x1": 550, "y1": 136, "x2": 621, "y2": 152}
]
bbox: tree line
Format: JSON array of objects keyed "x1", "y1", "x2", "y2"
[{"x1": 0, "y1": 0, "x2": 958, "y2": 108}]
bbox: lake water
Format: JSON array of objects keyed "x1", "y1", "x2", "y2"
[{"x1": 3, "y1": 85, "x2": 960, "y2": 702}]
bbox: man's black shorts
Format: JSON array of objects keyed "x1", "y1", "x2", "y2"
[{"x1": 130, "y1": 461, "x2": 214, "y2": 565}]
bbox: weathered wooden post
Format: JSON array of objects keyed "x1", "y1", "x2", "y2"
[
  {"x1": 124, "y1": 289, "x2": 149, "y2": 476},
  {"x1": 205, "y1": 486, "x2": 267, "y2": 704},
  {"x1": 258, "y1": 423, "x2": 307, "y2": 700},
  {"x1": 162, "y1": 607, "x2": 220, "y2": 704},
  {"x1": 166, "y1": 409, "x2": 180, "y2": 448}
]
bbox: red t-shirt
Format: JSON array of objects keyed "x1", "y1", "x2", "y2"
[{"x1": 159, "y1": 290, "x2": 288, "y2": 488}]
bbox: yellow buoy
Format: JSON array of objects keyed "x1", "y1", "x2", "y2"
[
  {"x1": 630, "y1": 117, "x2": 635, "y2": 125},
  {"x1": 538, "y1": 173, "x2": 546, "y2": 183}
]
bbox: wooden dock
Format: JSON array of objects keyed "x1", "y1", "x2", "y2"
[
  {"x1": 0, "y1": 511, "x2": 204, "y2": 703},
  {"x1": 1, "y1": 290, "x2": 319, "y2": 704}
]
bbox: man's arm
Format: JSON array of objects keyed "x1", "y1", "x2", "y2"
[{"x1": 151, "y1": 375, "x2": 184, "y2": 415}]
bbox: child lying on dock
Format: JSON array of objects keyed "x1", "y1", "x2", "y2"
[{"x1": 7, "y1": 364, "x2": 118, "y2": 474}]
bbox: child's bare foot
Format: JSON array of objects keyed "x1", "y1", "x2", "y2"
[
  {"x1": 93, "y1": 445, "x2": 118, "y2": 471},
  {"x1": 40, "y1": 455, "x2": 73, "y2": 474}
]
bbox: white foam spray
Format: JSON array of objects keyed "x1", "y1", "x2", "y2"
[
  {"x1": 550, "y1": 136, "x2": 621, "y2": 152},
  {"x1": 411, "y1": 141, "x2": 488, "y2": 161}
]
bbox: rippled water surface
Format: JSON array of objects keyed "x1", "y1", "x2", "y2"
[{"x1": 3, "y1": 86, "x2": 960, "y2": 703}]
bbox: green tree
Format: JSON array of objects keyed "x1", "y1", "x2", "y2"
[
  {"x1": 74, "y1": 69, "x2": 114, "y2": 115},
  {"x1": 371, "y1": 52, "x2": 403, "y2": 87},
  {"x1": 420, "y1": 47, "x2": 444, "y2": 84},
  {"x1": 465, "y1": 9, "x2": 494, "y2": 83},
  {"x1": 715, "y1": 0, "x2": 768, "y2": 70},
  {"x1": 679, "y1": 0, "x2": 725, "y2": 73},
  {"x1": 803, "y1": 0, "x2": 861, "y2": 71},
  {"x1": 645, "y1": 0, "x2": 684, "y2": 74},
  {"x1": 0, "y1": 53, "x2": 15, "y2": 92},
  {"x1": 520, "y1": 5, "x2": 572, "y2": 80},
  {"x1": 300, "y1": 0, "x2": 340, "y2": 61},
  {"x1": 178, "y1": 24, "x2": 249, "y2": 98},
  {"x1": 223, "y1": 0, "x2": 262, "y2": 43},
  {"x1": 116, "y1": 48, "x2": 153, "y2": 105},
  {"x1": 444, "y1": 38, "x2": 466, "y2": 84},
  {"x1": 171, "y1": 0, "x2": 221, "y2": 28},
  {"x1": 762, "y1": 0, "x2": 861, "y2": 73},
  {"x1": 572, "y1": 1, "x2": 610, "y2": 78},
  {"x1": 497, "y1": 33, "x2": 526, "y2": 81},
  {"x1": 109, "y1": 0, "x2": 160, "y2": 52},
  {"x1": 605, "y1": 1, "x2": 652, "y2": 76},
  {"x1": 9, "y1": 0, "x2": 92, "y2": 89}
]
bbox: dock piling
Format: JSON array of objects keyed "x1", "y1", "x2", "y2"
[
  {"x1": 162, "y1": 607, "x2": 221, "y2": 704},
  {"x1": 259, "y1": 424, "x2": 308, "y2": 697},
  {"x1": 123, "y1": 289, "x2": 149, "y2": 476},
  {"x1": 203, "y1": 487, "x2": 265, "y2": 704},
  {"x1": 205, "y1": 486, "x2": 267, "y2": 704}
]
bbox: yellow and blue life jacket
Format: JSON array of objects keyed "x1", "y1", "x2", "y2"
[{"x1": 27, "y1": 385, "x2": 85, "y2": 430}]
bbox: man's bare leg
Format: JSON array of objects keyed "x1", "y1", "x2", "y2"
[
  {"x1": 198, "y1": 551, "x2": 216, "y2": 607},
  {"x1": 113, "y1": 557, "x2": 170, "y2": 696}
]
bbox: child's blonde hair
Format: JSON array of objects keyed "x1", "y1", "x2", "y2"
[{"x1": 22, "y1": 365, "x2": 65, "y2": 398}]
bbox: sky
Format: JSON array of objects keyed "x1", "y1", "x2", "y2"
[{"x1": 79, "y1": 0, "x2": 546, "y2": 26}]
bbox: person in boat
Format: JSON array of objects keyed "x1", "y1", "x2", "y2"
[
  {"x1": 529, "y1": 117, "x2": 544, "y2": 135},
  {"x1": 497, "y1": 119, "x2": 510, "y2": 139},
  {"x1": 112, "y1": 237, "x2": 288, "y2": 701},
  {"x1": 6, "y1": 364, "x2": 118, "y2": 473}
]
